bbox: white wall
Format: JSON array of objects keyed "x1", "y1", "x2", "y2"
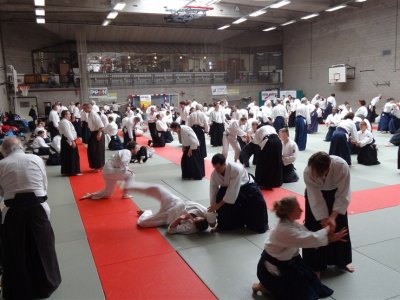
[{"x1": 283, "y1": 0, "x2": 400, "y2": 110}]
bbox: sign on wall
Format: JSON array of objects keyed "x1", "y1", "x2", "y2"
[
  {"x1": 140, "y1": 94, "x2": 152, "y2": 109},
  {"x1": 261, "y1": 90, "x2": 279, "y2": 101},
  {"x1": 279, "y1": 90, "x2": 297, "y2": 99},
  {"x1": 211, "y1": 85, "x2": 227, "y2": 96},
  {"x1": 89, "y1": 87, "x2": 108, "y2": 97}
]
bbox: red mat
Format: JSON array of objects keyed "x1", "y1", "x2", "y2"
[
  {"x1": 68, "y1": 143, "x2": 215, "y2": 299},
  {"x1": 138, "y1": 136, "x2": 400, "y2": 216}
]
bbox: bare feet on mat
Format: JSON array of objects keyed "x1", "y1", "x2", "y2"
[
  {"x1": 80, "y1": 193, "x2": 92, "y2": 200},
  {"x1": 137, "y1": 209, "x2": 144, "y2": 216},
  {"x1": 91, "y1": 169, "x2": 100, "y2": 173},
  {"x1": 122, "y1": 193, "x2": 132, "y2": 199},
  {"x1": 343, "y1": 264, "x2": 355, "y2": 273},
  {"x1": 252, "y1": 282, "x2": 269, "y2": 294}
]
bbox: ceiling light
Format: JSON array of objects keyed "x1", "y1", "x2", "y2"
[
  {"x1": 263, "y1": 26, "x2": 277, "y2": 32},
  {"x1": 326, "y1": 5, "x2": 346, "y2": 12},
  {"x1": 218, "y1": 25, "x2": 230, "y2": 30},
  {"x1": 36, "y1": 17, "x2": 45, "y2": 24},
  {"x1": 270, "y1": 0, "x2": 290, "y2": 9},
  {"x1": 34, "y1": 0, "x2": 45, "y2": 6},
  {"x1": 35, "y1": 8, "x2": 45, "y2": 16},
  {"x1": 233, "y1": 17, "x2": 247, "y2": 24},
  {"x1": 179, "y1": 56, "x2": 183, "y2": 59},
  {"x1": 301, "y1": 13, "x2": 319, "y2": 20},
  {"x1": 107, "y1": 11, "x2": 118, "y2": 19},
  {"x1": 113, "y1": 2, "x2": 126, "y2": 11},
  {"x1": 154, "y1": 56, "x2": 157, "y2": 59},
  {"x1": 102, "y1": 20, "x2": 110, "y2": 26},
  {"x1": 249, "y1": 9, "x2": 267, "y2": 17},
  {"x1": 128, "y1": 56, "x2": 131, "y2": 59},
  {"x1": 355, "y1": 0, "x2": 367, "y2": 2},
  {"x1": 281, "y1": 20, "x2": 296, "y2": 26}
]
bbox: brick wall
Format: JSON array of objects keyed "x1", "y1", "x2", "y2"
[{"x1": 283, "y1": 0, "x2": 400, "y2": 110}]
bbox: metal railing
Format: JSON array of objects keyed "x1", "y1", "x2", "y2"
[{"x1": 88, "y1": 71, "x2": 282, "y2": 87}]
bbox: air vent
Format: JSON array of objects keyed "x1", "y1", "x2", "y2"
[{"x1": 382, "y1": 49, "x2": 391, "y2": 56}]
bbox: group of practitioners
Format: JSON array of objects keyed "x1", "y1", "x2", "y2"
[{"x1": 0, "y1": 91, "x2": 399, "y2": 299}]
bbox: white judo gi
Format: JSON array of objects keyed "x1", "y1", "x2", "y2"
[
  {"x1": 88, "y1": 149, "x2": 135, "y2": 199},
  {"x1": 124, "y1": 182, "x2": 208, "y2": 234}
]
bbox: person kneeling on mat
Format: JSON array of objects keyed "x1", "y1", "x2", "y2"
[
  {"x1": 123, "y1": 181, "x2": 214, "y2": 234},
  {"x1": 208, "y1": 153, "x2": 269, "y2": 233}
]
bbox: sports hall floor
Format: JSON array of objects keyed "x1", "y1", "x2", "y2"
[{"x1": 47, "y1": 125, "x2": 400, "y2": 300}]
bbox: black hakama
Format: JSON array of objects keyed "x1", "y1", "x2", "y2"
[
  {"x1": 323, "y1": 102, "x2": 333, "y2": 119},
  {"x1": 81, "y1": 121, "x2": 90, "y2": 144},
  {"x1": 357, "y1": 144, "x2": 380, "y2": 166},
  {"x1": 181, "y1": 146, "x2": 205, "y2": 180},
  {"x1": 378, "y1": 113, "x2": 391, "y2": 132},
  {"x1": 367, "y1": 106, "x2": 378, "y2": 123},
  {"x1": 152, "y1": 131, "x2": 166, "y2": 147},
  {"x1": 329, "y1": 127, "x2": 351, "y2": 165},
  {"x1": 307, "y1": 111, "x2": 318, "y2": 134},
  {"x1": 60, "y1": 135, "x2": 80, "y2": 175},
  {"x1": 2, "y1": 193, "x2": 61, "y2": 299},
  {"x1": 164, "y1": 131, "x2": 174, "y2": 143},
  {"x1": 48, "y1": 122, "x2": 59, "y2": 141},
  {"x1": 283, "y1": 164, "x2": 299, "y2": 183},
  {"x1": 303, "y1": 189, "x2": 352, "y2": 272},
  {"x1": 216, "y1": 182, "x2": 268, "y2": 233},
  {"x1": 239, "y1": 142, "x2": 260, "y2": 167},
  {"x1": 192, "y1": 125, "x2": 207, "y2": 158},
  {"x1": 273, "y1": 116, "x2": 286, "y2": 133},
  {"x1": 324, "y1": 126, "x2": 336, "y2": 142},
  {"x1": 255, "y1": 134, "x2": 283, "y2": 189},
  {"x1": 210, "y1": 122, "x2": 224, "y2": 146},
  {"x1": 133, "y1": 146, "x2": 148, "y2": 163},
  {"x1": 398, "y1": 146, "x2": 400, "y2": 169},
  {"x1": 87, "y1": 131, "x2": 105, "y2": 169},
  {"x1": 108, "y1": 135, "x2": 123, "y2": 150},
  {"x1": 123, "y1": 129, "x2": 135, "y2": 149},
  {"x1": 389, "y1": 116, "x2": 400, "y2": 134},
  {"x1": 73, "y1": 119, "x2": 82, "y2": 137},
  {"x1": 34, "y1": 147, "x2": 51, "y2": 156},
  {"x1": 295, "y1": 116, "x2": 307, "y2": 151},
  {"x1": 148, "y1": 122, "x2": 158, "y2": 141},
  {"x1": 257, "y1": 251, "x2": 333, "y2": 300},
  {"x1": 288, "y1": 112, "x2": 296, "y2": 128}
]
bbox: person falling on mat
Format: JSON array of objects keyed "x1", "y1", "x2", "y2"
[
  {"x1": 123, "y1": 181, "x2": 214, "y2": 234},
  {"x1": 80, "y1": 142, "x2": 137, "y2": 200}
]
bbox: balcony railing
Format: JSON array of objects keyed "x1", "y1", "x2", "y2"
[{"x1": 88, "y1": 71, "x2": 282, "y2": 87}]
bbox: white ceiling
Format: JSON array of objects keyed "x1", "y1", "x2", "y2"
[{"x1": 0, "y1": 0, "x2": 369, "y2": 45}]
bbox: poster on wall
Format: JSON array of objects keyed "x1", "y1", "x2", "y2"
[
  {"x1": 211, "y1": 85, "x2": 227, "y2": 96},
  {"x1": 279, "y1": 90, "x2": 297, "y2": 99},
  {"x1": 89, "y1": 87, "x2": 108, "y2": 97},
  {"x1": 140, "y1": 94, "x2": 152, "y2": 109},
  {"x1": 261, "y1": 90, "x2": 279, "y2": 101}
]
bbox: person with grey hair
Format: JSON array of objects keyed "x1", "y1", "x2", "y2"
[
  {"x1": 0, "y1": 137, "x2": 61, "y2": 299},
  {"x1": 83, "y1": 103, "x2": 105, "y2": 172},
  {"x1": 188, "y1": 104, "x2": 209, "y2": 158}
]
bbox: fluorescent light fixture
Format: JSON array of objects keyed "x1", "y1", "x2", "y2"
[
  {"x1": 34, "y1": 0, "x2": 45, "y2": 6},
  {"x1": 281, "y1": 20, "x2": 296, "y2": 26},
  {"x1": 113, "y1": 2, "x2": 126, "y2": 11},
  {"x1": 326, "y1": 5, "x2": 346, "y2": 12},
  {"x1": 233, "y1": 17, "x2": 247, "y2": 24},
  {"x1": 218, "y1": 25, "x2": 230, "y2": 30},
  {"x1": 36, "y1": 17, "x2": 45, "y2": 24},
  {"x1": 35, "y1": 8, "x2": 45, "y2": 16},
  {"x1": 355, "y1": 0, "x2": 367, "y2": 2},
  {"x1": 107, "y1": 11, "x2": 118, "y2": 19},
  {"x1": 270, "y1": 0, "x2": 290, "y2": 9},
  {"x1": 249, "y1": 9, "x2": 267, "y2": 17},
  {"x1": 263, "y1": 26, "x2": 277, "y2": 32},
  {"x1": 102, "y1": 20, "x2": 110, "y2": 26},
  {"x1": 301, "y1": 13, "x2": 319, "y2": 20}
]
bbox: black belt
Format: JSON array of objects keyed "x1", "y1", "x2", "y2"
[{"x1": 5, "y1": 192, "x2": 47, "y2": 208}]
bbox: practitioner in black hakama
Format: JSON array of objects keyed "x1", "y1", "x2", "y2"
[
  {"x1": 58, "y1": 110, "x2": 81, "y2": 176},
  {"x1": 303, "y1": 152, "x2": 354, "y2": 275},
  {"x1": 254, "y1": 125, "x2": 283, "y2": 189},
  {"x1": 170, "y1": 122, "x2": 204, "y2": 180},
  {"x1": 209, "y1": 154, "x2": 268, "y2": 233},
  {"x1": 209, "y1": 103, "x2": 225, "y2": 147},
  {"x1": 83, "y1": 103, "x2": 105, "y2": 172},
  {"x1": 0, "y1": 137, "x2": 61, "y2": 299}
]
